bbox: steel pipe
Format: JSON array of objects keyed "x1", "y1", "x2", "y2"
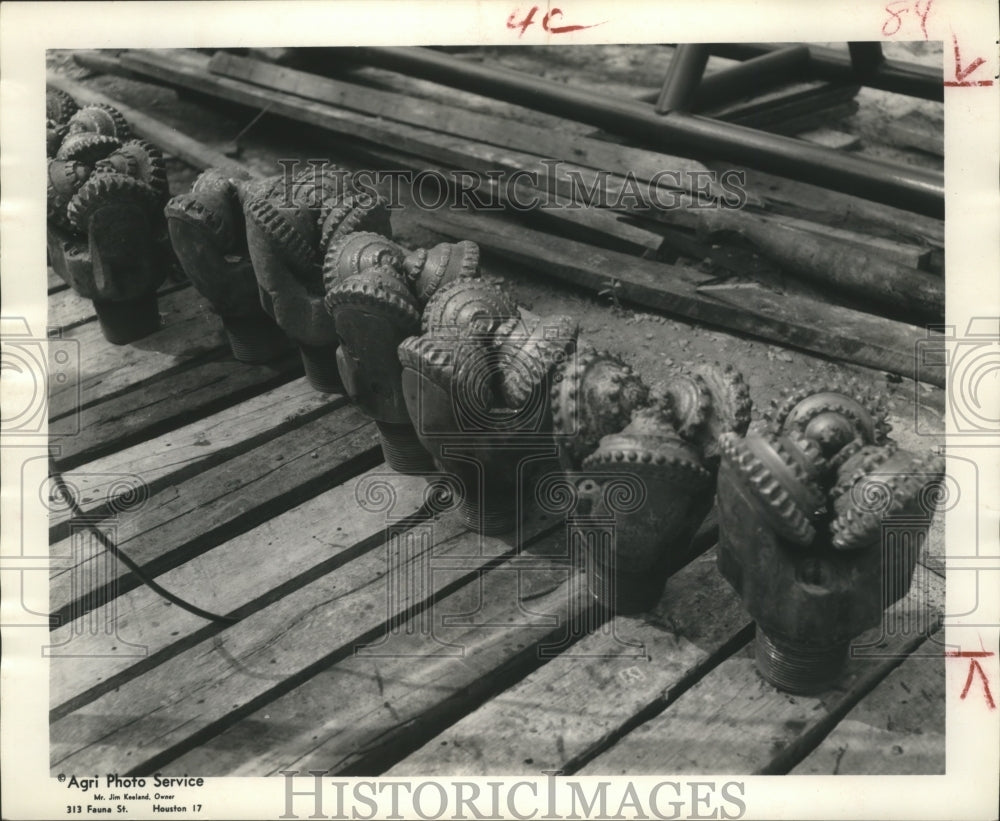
[
  {"x1": 708, "y1": 42, "x2": 943, "y2": 101},
  {"x1": 655, "y1": 44, "x2": 710, "y2": 113},
  {"x1": 640, "y1": 45, "x2": 812, "y2": 110},
  {"x1": 350, "y1": 47, "x2": 943, "y2": 217}
]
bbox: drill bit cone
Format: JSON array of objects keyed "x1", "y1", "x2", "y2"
[
  {"x1": 405, "y1": 240, "x2": 481, "y2": 306},
  {"x1": 550, "y1": 348, "x2": 651, "y2": 472},
  {"x1": 398, "y1": 334, "x2": 521, "y2": 535},
  {"x1": 46, "y1": 104, "x2": 172, "y2": 346},
  {"x1": 400, "y1": 277, "x2": 533, "y2": 532}
]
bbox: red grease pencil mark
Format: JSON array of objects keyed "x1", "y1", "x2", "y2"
[
  {"x1": 507, "y1": 6, "x2": 607, "y2": 38},
  {"x1": 882, "y1": 0, "x2": 933, "y2": 39},
  {"x1": 542, "y1": 8, "x2": 604, "y2": 34},
  {"x1": 943, "y1": 33, "x2": 993, "y2": 86},
  {"x1": 506, "y1": 7, "x2": 538, "y2": 37},
  {"x1": 947, "y1": 645, "x2": 996, "y2": 709}
]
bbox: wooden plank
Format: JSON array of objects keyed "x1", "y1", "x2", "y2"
[
  {"x1": 166, "y1": 550, "x2": 588, "y2": 776},
  {"x1": 49, "y1": 404, "x2": 380, "y2": 626},
  {"x1": 721, "y1": 163, "x2": 945, "y2": 248},
  {"x1": 50, "y1": 467, "x2": 431, "y2": 716},
  {"x1": 767, "y1": 213, "x2": 931, "y2": 270},
  {"x1": 118, "y1": 51, "x2": 689, "y2": 263},
  {"x1": 578, "y1": 563, "x2": 944, "y2": 774},
  {"x1": 162, "y1": 522, "x2": 721, "y2": 776},
  {"x1": 122, "y1": 50, "x2": 935, "y2": 282},
  {"x1": 698, "y1": 210, "x2": 943, "y2": 324},
  {"x1": 337, "y1": 137, "x2": 667, "y2": 256},
  {"x1": 386, "y1": 548, "x2": 751, "y2": 776},
  {"x1": 49, "y1": 377, "x2": 335, "y2": 535},
  {"x1": 47, "y1": 71, "x2": 249, "y2": 179},
  {"x1": 117, "y1": 47, "x2": 946, "y2": 256},
  {"x1": 49, "y1": 508, "x2": 562, "y2": 775},
  {"x1": 48, "y1": 286, "x2": 228, "y2": 421},
  {"x1": 71, "y1": 49, "x2": 154, "y2": 84},
  {"x1": 52, "y1": 347, "x2": 302, "y2": 471},
  {"x1": 123, "y1": 50, "x2": 719, "y2": 211},
  {"x1": 48, "y1": 285, "x2": 99, "y2": 331},
  {"x1": 205, "y1": 50, "x2": 712, "y2": 193},
  {"x1": 424, "y1": 211, "x2": 945, "y2": 387},
  {"x1": 791, "y1": 635, "x2": 945, "y2": 774}
]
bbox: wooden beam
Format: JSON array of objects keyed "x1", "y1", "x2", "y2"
[
  {"x1": 49, "y1": 280, "x2": 190, "y2": 333},
  {"x1": 49, "y1": 287, "x2": 228, "y2": 421},
  {"x1": 120, "y1": 50, "x2": 941, "y2": 319},
  {"x1": 53, "y1": 348, "x2": 303, "y2": 471},
  {"x1": 156, "y1": 529, "x2": 723, "y2": 776},
  {"x1": 206, "y1": 50, "x2": 712, "y2": 196}
]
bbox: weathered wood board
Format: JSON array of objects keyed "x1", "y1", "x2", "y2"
[{"x1": 49, "y1": 405, "x2": 380, "y2": 625}]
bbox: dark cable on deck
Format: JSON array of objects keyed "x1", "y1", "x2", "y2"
[{"x1": 49, "y1": 453, "x2": 237, "y2": 625}]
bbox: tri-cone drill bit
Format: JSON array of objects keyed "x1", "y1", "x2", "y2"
[
  {"x1": 46, "y1": 94, "x2": 173, "y2": 344},
  {"x1": 320, "y1": 196, "x2": 482, "y2": 472},
  {"x1": 398, "y1": 276, "x2": 579, "y2": 533},
  {"x1": 550, "y1": 354, "x2": 752, "y2": 613},
  {"x1": 716, "y1": 380, "x2": 945, "y2": 694},
  {"x1": 165, "y1": 168, "x2": 291, "y2": 363}
]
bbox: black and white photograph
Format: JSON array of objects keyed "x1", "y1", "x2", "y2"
[{"x1": 2, "y1": 2, "x2": 998, "y2": 820}]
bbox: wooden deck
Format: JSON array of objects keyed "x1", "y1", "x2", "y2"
[
  {"x1": 47, "y1": 274, "x2": 945, "y2": 778},
  {"x1": 46, "y1": 44, "x2": 947, "y2": 778}
]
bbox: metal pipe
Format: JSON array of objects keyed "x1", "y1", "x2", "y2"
[
  {"x1": 848, "y1": 42, "x2": 885, "y2": 80},
  {"x1": 655, "y1": 44, "x2": 710, "y2": 113},
  {"x1": 351, "y1": 47, "x2": 944, "y2": 218},
  {"x1": 639, "y1": 45, "x2": 811, "y2": 110},
  {"x1": 708, "y1": 42, "x2": 943, "y2": 101}
]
